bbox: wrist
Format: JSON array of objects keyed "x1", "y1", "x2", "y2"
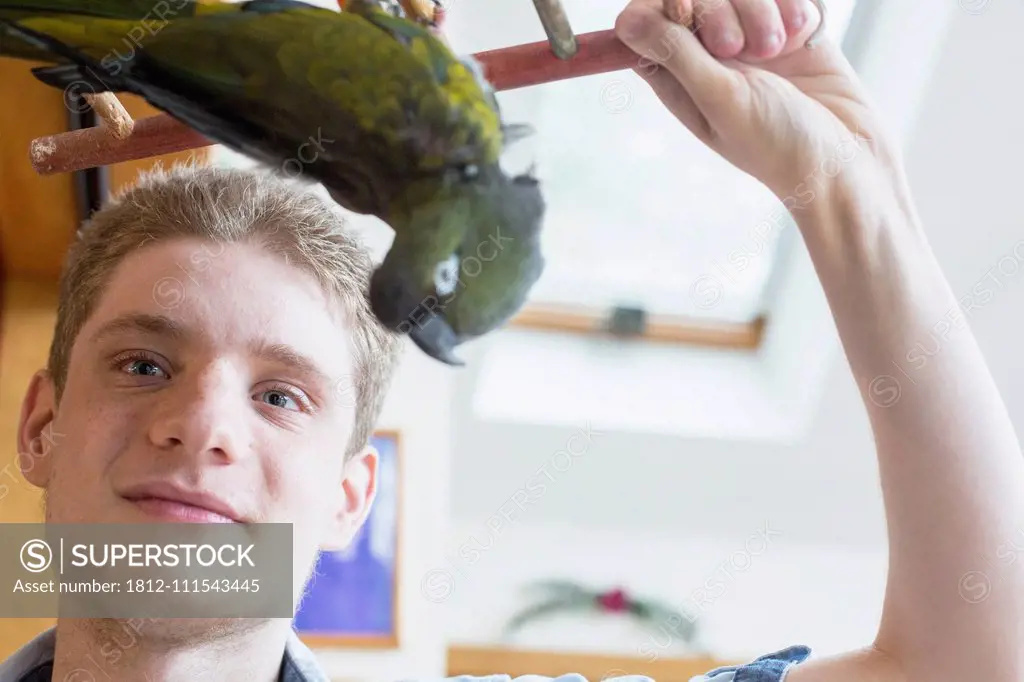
[
  {"x1": 783, "y1": 150, "x2": 951, "y2": 365},
  {"x1": 769, "y1": 116, "x2": 913, "y2": 234},
  {"x1": 788, "y1": 151, "x2": 924, "y2": 255}
]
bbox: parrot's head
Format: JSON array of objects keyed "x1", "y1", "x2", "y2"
[{"x1": 369, "y1": 165, "x2": 546, "y2": 365}]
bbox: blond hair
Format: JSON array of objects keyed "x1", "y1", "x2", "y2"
[{"x1": 48, "y1": 162, "x2": 404, "y2": 458}]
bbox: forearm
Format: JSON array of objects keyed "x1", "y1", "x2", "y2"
[{"x1": 798, "y1": 157, "x2": 1024, "y2": 680}]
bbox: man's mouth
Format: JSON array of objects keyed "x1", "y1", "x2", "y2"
[
  {"x1": 128, "y1": 497, "x2": 238, "y2": 524},
  {"x1": 120, "y1": 481, "x2": 243, "y2": 524}
]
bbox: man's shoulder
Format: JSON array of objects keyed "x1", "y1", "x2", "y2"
[
  {"x1": 406, "y1": 646, "x2": 812, "y2": 682},
  {"x1": 0, "y1": 627, "x2": 56, "y2": 682}
]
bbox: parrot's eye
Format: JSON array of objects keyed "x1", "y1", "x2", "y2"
[
  {"x1": 460, "y1": 164, "x2": 479, "y2": 181},
  {"x1": 434, "y1": 253, "x2": 461, "y2": 298}
]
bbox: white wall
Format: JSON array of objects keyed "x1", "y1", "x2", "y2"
[
  {"x1": 442, "y1": 360, "x2": 890, "y2": 664},
  {"x1": 310, "y1": 345, "x2": 454, "y2": 682},
  {"x1": 442, "y1": 520, "x2": 886, "y2": 662}
]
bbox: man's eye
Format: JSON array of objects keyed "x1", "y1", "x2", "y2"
[
  {"x1": 126, "y1": 360, "x2": 166, "y2": 377},
  {"x1": 257, "y1": 387, "x2": 310, "y2": 412},
  {"x1": 114, "y1": 352, "x2": 169, "y2": 378}
]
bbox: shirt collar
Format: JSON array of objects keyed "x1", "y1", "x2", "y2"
[{"x1": 0, "y1": 626, "x2": 327, "y2": 682}]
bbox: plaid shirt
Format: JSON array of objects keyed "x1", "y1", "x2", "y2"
[{"x1": 0, "y1": 627, "x2": 810, "y2": 682}]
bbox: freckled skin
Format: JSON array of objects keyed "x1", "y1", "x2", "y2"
[{"x1": 17, "y1": 238, "x2": 378, "y2": 643}]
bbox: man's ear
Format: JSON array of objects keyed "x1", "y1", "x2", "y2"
[
  {"x1": 320, "y1": 444, "x2": 378, "y2": 552},
  {"x1": 17, "y1": 370, "x2": 58, "y2": 488}
]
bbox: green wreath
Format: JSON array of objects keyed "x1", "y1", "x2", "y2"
[{"x1": 502, "y1": 580, "x2": 701, "y2": 651}]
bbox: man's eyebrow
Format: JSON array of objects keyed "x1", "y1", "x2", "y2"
[
  {"x1": 251, "y1": 342, "x2": 333, "y2": 387},
  {"x1": 89, "y1": 313, "x2": 190, "y2": 345},
  {"x1": 88, "y1": 314, "x2": 332, "y2": 387}
]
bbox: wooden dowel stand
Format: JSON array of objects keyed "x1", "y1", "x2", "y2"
[
  {"x1": 31, "y1": 114, "x2": 212, "y2": 175},
  {"x1": 29, "y1": 29, "x2": 639, "y2": 176},
  {"x1": 531, "y1": 0, "x2": 578, "y2": 60},
  {"x1": 82, "y1": 93, "x2": 135, "y2": 140},
  {"x1": 478, "y1": 29, "x2": 635, "y2": 91}
]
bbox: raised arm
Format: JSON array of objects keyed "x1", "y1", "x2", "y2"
[{"x1": 613, "y1": 1, "x2": 1024, "y2": 681}]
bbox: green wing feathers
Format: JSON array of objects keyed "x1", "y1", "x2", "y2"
[
  {"x1": 0, "y1": 0, "x2": 234, "y2": 60},
  {"x1": 0, "y1": 0, "x2": 508, "y2": 220},
  {"x1": 3, "y1": 14, "x2": 150, "y2": 60}
]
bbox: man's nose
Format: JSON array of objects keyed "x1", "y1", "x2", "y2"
[{"x1": 147, "y1": 364, "x2": 248, "y2": 464}]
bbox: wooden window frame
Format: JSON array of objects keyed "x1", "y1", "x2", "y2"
[{"x1": 507, "y1": 303, "x2": 767, "y2": 351}]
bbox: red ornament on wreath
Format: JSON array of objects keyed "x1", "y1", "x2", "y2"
[{"x1": 597, "y1": 588, "x2": 629, "y2": 612}]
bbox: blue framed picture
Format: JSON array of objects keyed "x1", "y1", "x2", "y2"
[{"x1": 294, "y1": 430, "x2": 401, "y2": 648}]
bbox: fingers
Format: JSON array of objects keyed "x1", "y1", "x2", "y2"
[
  {"x1": 777, "y1": 0, "x2": 824, "y2": 52},
  {"x1": 616, "y1": 0, "x2": 743, "y2": 119},
  {"x1": 662, "y1": 0, "x2": 693, "y2": 26},
  {"x1": 730, "y1": 0, "x2": 785, "y2": 60},
  {"x1": 691, "y1": 0, "x2": 745, "y2": 59},
  {"x1": 776, "y1": 0, "x2": 813, "y2": 34},
  {"x1": 688, "y1": 0, "x2": 823, "y2": 61}
]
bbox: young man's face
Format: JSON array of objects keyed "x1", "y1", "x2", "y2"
[{"x1": 17, "y1": 237, "x2": 377, "y2": 615}]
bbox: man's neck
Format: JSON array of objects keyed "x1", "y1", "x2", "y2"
[{"x1": 50, "y1": 618, "x2": 294, "y2": 682}]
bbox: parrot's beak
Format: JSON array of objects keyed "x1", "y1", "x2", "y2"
[{"x1": 408, "y1": 314, "x2": 465, "y2": 367}]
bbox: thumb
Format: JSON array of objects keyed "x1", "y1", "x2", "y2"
[{"x1": 614, "y1": 0, "x2": 743, "y2": 121}]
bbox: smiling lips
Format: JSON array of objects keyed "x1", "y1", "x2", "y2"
[
  {"x1": 129, "y1": 498, "x2": 238, "y2": 524},
  {"x1": 121, "y1": 482, "x2": 243, "y2": 524}
]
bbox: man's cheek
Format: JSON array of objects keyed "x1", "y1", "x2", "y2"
[{"x1": 48, "y1": 414, "x2": 128, "y2": 522}]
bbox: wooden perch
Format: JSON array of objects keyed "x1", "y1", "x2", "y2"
[
  {"x1": 475, "y1": 30, "x2": 635, "y2": 91},
  {"x1": 29, "y1": 29, "x2": 638, "y2": 176},
  {"x1": 532, "y1": 0, "x2": 578, "y2": 60},
  {"x1": 31, "y1": 114, "x2": 210, "y2": 175},
  {"x1": 82, "y1": 93, "x2": 135, "y2": 140}
]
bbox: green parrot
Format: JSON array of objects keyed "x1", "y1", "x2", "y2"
[
  {"x1": 0, "y1": 0, "x2": 547, "y2": 365},
  {"x1": 372, "y1": 166, "x2": 545, "y2": 365}
]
